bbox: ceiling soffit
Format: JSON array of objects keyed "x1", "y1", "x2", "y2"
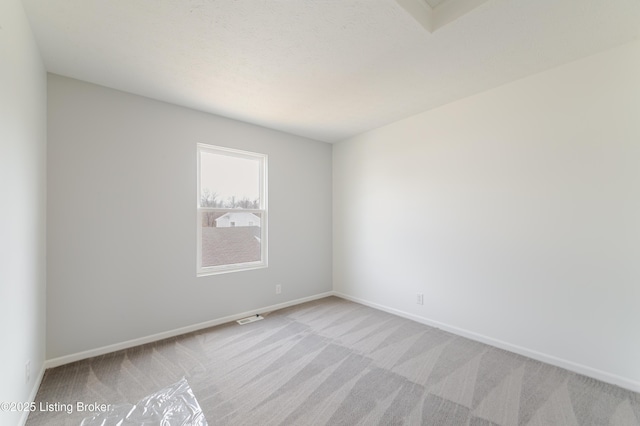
[{"x1": 395, "y1": 0, "x2": 491, "y2": 32}]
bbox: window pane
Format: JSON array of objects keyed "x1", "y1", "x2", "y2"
[
  {"x1": 201, "y1": 212, "x2": 262, "y2": 267},
  {"x1": 200, "y1": 151, "x2": 260, "y2": 209}
]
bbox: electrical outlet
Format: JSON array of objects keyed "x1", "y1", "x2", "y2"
[
  {"x1": 25, "y1": 360, "x2": 31, "y2": 384},
  {"x1": 276, "y1": 285, "x2": 281, "y2": 294},
  {"x1": 416, "y1": 293, "x2": 424, "y2": 305}
]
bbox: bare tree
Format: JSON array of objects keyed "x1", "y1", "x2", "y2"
[
  {"x1": 201, "y1": 189, "x2": 224, "y2": 226},
  {"x1": 220, "y1": 195, "x2": 259, "y2": 209},
  {"x1": 201, "y1": 188, "x2": 222, "y2": 207},
  {"x1": 236, "y1": 197, "x2": 260, "y2": 209},
  {"x1": 225, "y1": 195, "x2": 237, "y2": 209}
]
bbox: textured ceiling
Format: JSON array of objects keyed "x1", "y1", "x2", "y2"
[{"x1": 22, "y1": 0, "x2": 640, "y2": 143}]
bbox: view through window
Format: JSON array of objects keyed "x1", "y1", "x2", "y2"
[{"x1": 197, "y1": 144, "x2": 267, "y2": 275}]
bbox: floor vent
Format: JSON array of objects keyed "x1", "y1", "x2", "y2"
[{"x1": 237, "y1": 315, "x2": 264, "y2": 325}]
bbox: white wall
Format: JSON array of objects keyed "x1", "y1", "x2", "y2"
[
  {"x1": 334, "y1": 40, "x2": 640, "y2": 391},
  {"x1": 0, "y1": 1, "x2": 47, "y2": 424},
  {"x1": 47, "y1": 75, "x2": 332, "y2": 360}
]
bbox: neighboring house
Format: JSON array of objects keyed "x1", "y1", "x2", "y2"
[{"x1": 215, "y1": 212, "x2": 261, "y2": 228}]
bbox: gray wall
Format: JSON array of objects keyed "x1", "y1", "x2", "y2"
[
  {"x1": 0, "y1": 1, "x2": 47, "y2": 424},
  {"x1": 334, "y1": 40, "x2": 640, "y2": 391},
  {"x1": 47, "y1": 74, "x2": 332, "y2": 360}
]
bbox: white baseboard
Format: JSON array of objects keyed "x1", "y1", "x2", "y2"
[
  {"x1": 20, "y1": 363, "x2": 46, "y2": 426},
  {"x1": 333, "y1": 291, "x2": 640, "y2": 394},
  {"x1": 45, "y1": 291, "x2": 334, "y2": 369},
  {"x1": 43, "y1": 290, "x2": 639, "y2": 394}
]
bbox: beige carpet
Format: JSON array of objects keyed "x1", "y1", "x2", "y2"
[{"x1": 27, "y1": 296, "x2": 640, "y2": 425}]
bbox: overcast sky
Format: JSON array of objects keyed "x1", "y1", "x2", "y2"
[{"x1": 200, "y1": 151, "x2": 260, "y2": 201}]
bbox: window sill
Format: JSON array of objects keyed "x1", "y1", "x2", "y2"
[{"x1": 197, "y1": 262, "x2": 267, "y2": 277}]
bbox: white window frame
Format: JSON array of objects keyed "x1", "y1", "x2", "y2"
[{"x1": 197, "y1": 144, "x2": 268, "y2": 276}]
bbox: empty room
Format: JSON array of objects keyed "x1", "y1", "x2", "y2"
[{"x1": 2, "y1": 0, "x2": 640, "y2": 425}]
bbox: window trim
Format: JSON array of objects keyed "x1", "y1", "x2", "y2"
[{"x1": 197, "y1": 143, "x2": 268, "y2": 276}]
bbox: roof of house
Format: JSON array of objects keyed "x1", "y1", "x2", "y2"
[
  {"x1": 216, "y1": 212, "x2": 261, "y2": 221},
  {"x1": 201, "y1": 226, "x2": 261, "y2": 267}
]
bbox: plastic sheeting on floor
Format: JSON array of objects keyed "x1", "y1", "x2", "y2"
[{"x1": 80, "y1": 377, "x2": 208, "y2": 426}]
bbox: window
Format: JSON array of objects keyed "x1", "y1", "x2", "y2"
[{"x1": 197, "y1": 144, "x2": 267, "y2": 276}]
